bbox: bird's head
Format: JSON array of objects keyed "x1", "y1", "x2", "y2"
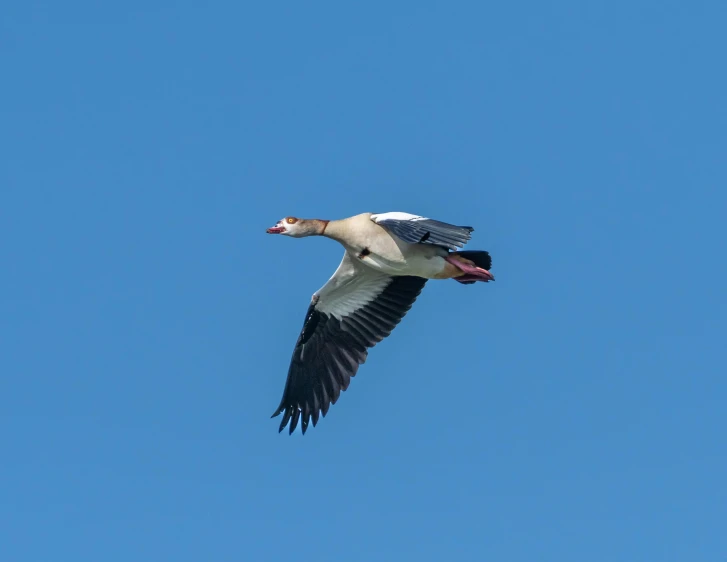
[{"x1": 266, "y1": 217, "x2": 327, "y2": 238}]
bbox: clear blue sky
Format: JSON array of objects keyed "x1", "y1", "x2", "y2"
[{"x1": 2, "y1": 1, "x2": 726, "y2": 560}]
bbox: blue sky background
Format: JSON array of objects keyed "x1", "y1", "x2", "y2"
[{"x1": 2, "y1": 1, "x2": 726, "y2": 560}]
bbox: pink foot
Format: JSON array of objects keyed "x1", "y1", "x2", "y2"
[{"x1": 445, "y1": 256, "x2": 495, "y2": 282}]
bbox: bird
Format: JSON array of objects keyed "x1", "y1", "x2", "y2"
[{"x1": 266, "y1": 211, "x2": 494, "y2": 434}]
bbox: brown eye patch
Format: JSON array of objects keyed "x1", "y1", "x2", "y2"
[{"x1": 286, "y1": 217, "x2": 298, "y2": 224}]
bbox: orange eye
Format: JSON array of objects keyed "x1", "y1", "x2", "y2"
[{"x1": 286, "y1": 217, "x2": 297, "y2": 224}]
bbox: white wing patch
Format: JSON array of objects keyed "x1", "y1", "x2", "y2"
[
  {"x1": 315, "y1": 252, "x2": 392, "y2": 320},
  {"x1": 371, "y1": 212, "x2": 428, "y2": 223}
]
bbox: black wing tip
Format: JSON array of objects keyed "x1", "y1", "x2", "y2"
[
  {"x1": 273, "y1": 404, "x2": 319, "y2": 435},
  {"x1": 274, "y1": 389, "x2": 338, "y2": 435}
]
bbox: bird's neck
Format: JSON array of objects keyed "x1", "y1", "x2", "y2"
[
  {"x1": 298, "y1": 218, "x2": 331, "y2": 237},
  {"x1": 318, "y1": 218, "x2": 349, "y2": 243}
]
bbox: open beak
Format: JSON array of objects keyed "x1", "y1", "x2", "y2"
[{"x1": 266, "y1": 225, "x2": 285, "y2": 234}]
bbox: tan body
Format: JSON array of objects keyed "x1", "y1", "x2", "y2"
[{"x1": 313, "y1": 213, "x2": 468, "y2": 279}]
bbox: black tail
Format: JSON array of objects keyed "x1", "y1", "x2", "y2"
[{"x1": 452, "y1": 250, "x2": 492, "y2": 270}]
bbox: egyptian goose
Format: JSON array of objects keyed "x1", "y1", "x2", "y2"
[{"x1": 266, "y1": 212, "x2": 495, "y2": 434}]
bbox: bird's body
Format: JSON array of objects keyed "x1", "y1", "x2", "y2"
[
  {"x1": 323, "y1": 213, "x2": 453, "y2": 279},
  {"x1": 266, "y1": 211, "x2": 495, "y2": 434}
]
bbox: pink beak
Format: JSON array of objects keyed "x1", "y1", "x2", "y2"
[{"x1": 266, "y1": 226, "x2": 285, "y2": 234}]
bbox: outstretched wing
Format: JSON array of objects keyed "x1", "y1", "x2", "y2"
[
  {"x1": 371, "y1": 212, "x2": 474, "y2": 250},
  {"x1": 272, "y1": 252, "x2": 427, "y2": 435}
]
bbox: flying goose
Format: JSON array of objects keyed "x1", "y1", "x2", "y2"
[{"x1": 266, "y1": 212, "x2": 494, "y2": 434}]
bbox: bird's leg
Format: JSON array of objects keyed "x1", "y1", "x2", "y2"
[{"x1": 444, "y1": 255, "x2": 495, "y2": 282}]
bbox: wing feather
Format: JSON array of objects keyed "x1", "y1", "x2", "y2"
[
  {"x1": 371, "y1": 212, "x2": 474, "y2": 250},
  {"x1": 272, "y1": 252, "x2": 427, "y2": 434}
]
